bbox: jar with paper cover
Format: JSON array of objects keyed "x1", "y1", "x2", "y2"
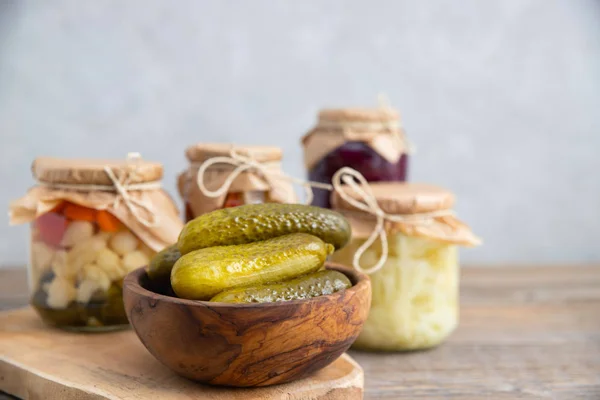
[
  {"x1": 329, "y1": 173, "x2": 480, "y2": 351},
  {"x1": 177, "y1": 143, "x2": 295, "y2": 221},
  {"x1": 9, "y1": 155, "x2": 183, "y2": 331},
  {"x1": 302, "y1": 107, "x2": 410, "y2": 208}
]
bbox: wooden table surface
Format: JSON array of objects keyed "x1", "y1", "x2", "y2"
[{"x1": 1, "y1": 266, "x2": 599, "y2": 399}]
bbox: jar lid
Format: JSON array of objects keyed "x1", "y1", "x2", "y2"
[
  {"x1": 32, "y1": 156, "x2": 163, "y2": 186},
  {"x1": 318, "y1": 107, "x2": 400, "y2": 124},
  {"x1": 331, "y1": 182, "x2": 455, "y2": 215},
  {"x1": 302, "y1": 107, "x2": 408, "y2": 171},
  {"x1": 185, "y1": 143, "x2": 283, "y2": 163}
]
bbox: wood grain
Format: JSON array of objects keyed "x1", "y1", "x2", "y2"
[
  {"x1": 1, "y1": 265, "x2": 599, "y2": 399},
  {"x1": 0, "y1": 307, "x2": 364, "y2": 400},
  {"x1": 123, "y1": 263, "x2": 371, "y2": 387},
  {"x1": 351, "y1": 265, "x2": 600, "y2": 400}
]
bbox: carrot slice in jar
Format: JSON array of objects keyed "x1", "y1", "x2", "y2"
[
  {"x1": 97, "y1": 210, "x2": 122, "y2": 232},
  {"x1": 223, "y1": 192, "x2": 244, "y2": 208},
  {"x1": 63, "y1": 203, "x2": 97, "y2": 222}
]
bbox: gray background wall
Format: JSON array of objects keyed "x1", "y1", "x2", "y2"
[{"x1": 1, "y1": 0, "x2": 599, "y2": 266}]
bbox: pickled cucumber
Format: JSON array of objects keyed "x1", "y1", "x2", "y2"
[
  {"x1": 147, "y1": 244, "x2": 181, "y2": 284},
  {"x1": 210, "y1": 270, "x2": 352, "y2": 303},
  {"x1": 177, "y1": 203, "x2": 351, "y2": 255},
  {"x1": 171, "y1": 233, "x2": 334, "y2": 300}
]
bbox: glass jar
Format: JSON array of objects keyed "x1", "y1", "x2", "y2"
[
  {"x1": 185, "y1": 192, "x2": 267, "y2": 221},
  {"x1": 333, "y1": 232, "x2": 459, "y2": 351},
  {"x1": 329, "y1": 182, "x2": 480, "y2": 351},
  {"x1": 302, "y1": 108, "x2": 410, "y2": 208},
  {"x1": 10, "y1": 156, "x2": 183, "y2": 331},
  {"x1": 178, "y1": 143, "x2": 294, "y2": 221}
]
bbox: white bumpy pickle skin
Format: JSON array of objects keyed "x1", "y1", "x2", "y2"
[{"x1": 331, "y1": 233, "x2": 459, "y2": 351}]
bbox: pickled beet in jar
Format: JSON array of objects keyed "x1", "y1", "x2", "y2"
[{"x1": 302, "y1": 108, "x2": 410, "y2": 208}]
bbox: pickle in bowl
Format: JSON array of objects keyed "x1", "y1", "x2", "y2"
[
  {"x1": 177, "y1": 203, "x2": 351, "y2": 255},
  {"x1": 146, "y1": 244, "x2": 181, "y2": 285},
  {"x1": 171, "y1": 233, "x2": 334, "y2": 300},
  {"x1": 210, "y1": 270, "x2": 352, "y2": 303}
]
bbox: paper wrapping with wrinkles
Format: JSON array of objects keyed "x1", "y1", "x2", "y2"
[
  {"x1": 331, "y1": 181, "x2": 480, "y2": 247},
  {"x1": 336, "y1": 210, "x2": 480, "y2": 247},
  {"x1": 179, "y1": 143, "x2": 294, "y2": 217},
  {"x1": 9, "y1": 157, "x2": 183, "y2": 252},
  {"x1": 302, "y1": 108, "x2": 410, "y2": 171},
  {"x1": 178, "y1": 161, "x2": 295, "y2": 216}
]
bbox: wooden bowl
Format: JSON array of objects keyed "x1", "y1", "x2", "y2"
[{"x1": 123, "y1": 263, "x2": 371, "y2": 387}]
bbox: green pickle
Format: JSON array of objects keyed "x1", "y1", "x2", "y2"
[
  {"x1": 210, "y1": 270, "x2": 352, "y2": 303},
  {"x1": 147, "y1": 244, "x2": 181, "y2": 284},
  {"x1": 177, "y1": 203, "x2": 351, "y2": 255},
  {"x1": 171, "y1": 233, "x2": 334, "y2": 300}
]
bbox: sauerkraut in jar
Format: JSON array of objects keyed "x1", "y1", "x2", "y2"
[
  {"x1": 329, "y1": 181, "x2": 480, "y2": 351},
  {"x1": 10, "y1": 156, "x2": 183, "y2": 331},
  {"x1": 178, "y1": 143, "x2": 295, "y2": 220},
  {"x1": 302, "y1": 108, "x2": 410, "y2": 208}
]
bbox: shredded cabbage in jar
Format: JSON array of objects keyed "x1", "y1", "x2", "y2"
[{"x1": 331, "y1": 233, "x2": 458, "y2": 351}]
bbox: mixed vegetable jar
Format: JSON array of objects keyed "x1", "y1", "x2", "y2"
[
  {"x1": 177, "y1": 143, "x2": 295, "y2": 221},
  {"x1": 302, "y1": 108, "x2": 410, "y2": 208},
  {"x1": 329, "y1": 181, "x2": 480, "y2": 351},
  {"x1": 9, "y1": 156, "x2": 183, "y2": 331}
]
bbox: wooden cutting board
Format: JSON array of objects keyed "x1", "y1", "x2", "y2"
[{"x1": 0, "y1": 307, "x2": 364, "y2": 400}]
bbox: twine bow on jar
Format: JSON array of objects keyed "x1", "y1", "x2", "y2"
[
  {"x1": 196, "y1": 148, "x2": 333, "y2": 205},
  {"x1": 331, "y1": 167, "x2": 454, "y2": 274},
  {"x1": 38, "y1": 153, "x2": 162, "y2": 228},
  {"x1": 103, "y1": 153, "x2": 162, "y2": 227}
]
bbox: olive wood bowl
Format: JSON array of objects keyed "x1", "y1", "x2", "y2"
[{"x1": 123, "y1": 262, "x2": 371, "y2": 387}]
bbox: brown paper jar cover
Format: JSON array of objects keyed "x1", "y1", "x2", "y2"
[
  {"x1": 32, "y1": 157, "x2": 163, "y2": 186},
  {"x1": 178, "y1": 143, "x2": 295, "y2": 218},
  {"x1": 10, "y1": 157, "x2": 183, "y2": 251},
  {"x1": 302, "y1": 107, "x2": 409, "y2": 171},
  {"x1": 185, "y1": 143, "x2": 283, "y2": 164},
  {"x1": 331, "y1": 182, "x2": 480, "y2": 247}
]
